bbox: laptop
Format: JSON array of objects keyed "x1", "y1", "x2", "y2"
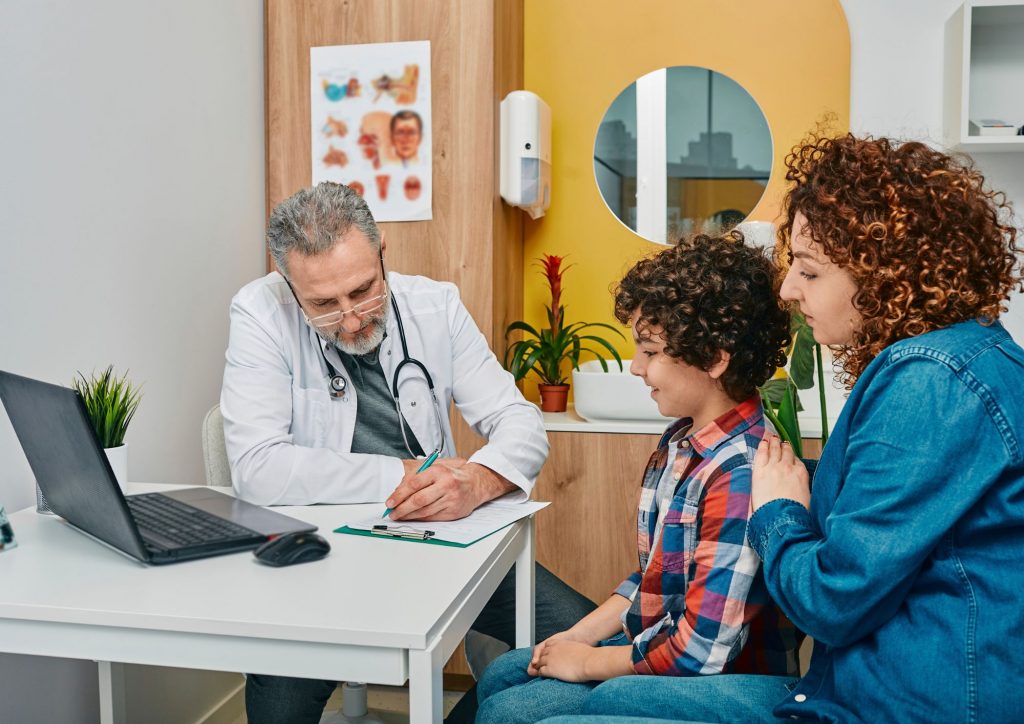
[{"x1": 0, "y1": 370, "x2": 315, "y2": 564}]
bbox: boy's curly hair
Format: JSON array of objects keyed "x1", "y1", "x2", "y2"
[
  {"x1": 614, "y1": 232, "x2": 791, "y2": 402},
  {"x1": 781, "y1": 133, "x2": 1022, "y2": 386}
]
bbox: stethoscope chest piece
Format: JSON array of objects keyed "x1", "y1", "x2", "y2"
[{"x1": 329, "y1": 374, "x2": 347, "y2": 398}]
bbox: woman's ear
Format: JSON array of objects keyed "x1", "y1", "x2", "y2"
[{"x1": 707, "y1": 350, "x2": 731, "y2": 380}]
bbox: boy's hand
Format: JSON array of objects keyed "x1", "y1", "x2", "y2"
[
  {"x1": 527, "y1": 629, "x2": 590, "y2": 676},
  {"x1": 531, "y1": 639, "x2": 594, "y2": 682},
  {"x1": 533, "y1": 641, "x2": 634, "y2": 682},
  {"x1": 752, "y1": 433, "x2": 810, "y2": 512}
]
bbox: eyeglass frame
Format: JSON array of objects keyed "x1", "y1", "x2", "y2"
[{"x1": 286, "y1": 270, "x2": 389, "y2": 331}]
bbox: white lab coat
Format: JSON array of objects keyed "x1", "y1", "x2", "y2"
[{"x1": 220, "y1": 271, "x2": 548, "y2": 506}]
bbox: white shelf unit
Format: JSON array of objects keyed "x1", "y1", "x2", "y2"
[{"x1": 944, "y1": 0, "x2": 1024, "y2": 152}]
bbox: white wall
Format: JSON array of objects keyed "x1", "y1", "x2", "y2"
[
  {"x1": 0, "y1": 0, "x2": 266, "y2": 509},
  {"x1": 0, "y1": 1, "x2": 264, "y2": 721},
  {"x1": 841, "y1": 0, "x2": 1024, "y2": 344}
]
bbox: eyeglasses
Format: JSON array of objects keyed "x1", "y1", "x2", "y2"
[{"x1": 301, "y1": 280, "x2": 389, "y2": 330}]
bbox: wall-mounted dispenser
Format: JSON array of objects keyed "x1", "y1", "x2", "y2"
[{"x1": 500, "y1": 91, "x2": 551, "y2": 220}]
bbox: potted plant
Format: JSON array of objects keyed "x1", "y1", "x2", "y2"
[
  {"x1": 73, "y1": 366, "x2": 142, "y2": 491},
  {"x1": 504, "y1": 254, "x2": 625, "y2": 412}
]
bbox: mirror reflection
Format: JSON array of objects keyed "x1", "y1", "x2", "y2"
[{"x1": 594, "y1": 66, "x2": 772, "y2": 244}]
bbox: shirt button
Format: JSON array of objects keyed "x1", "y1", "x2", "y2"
[
  {"x1": 794, "y1": 694, "x2": 807, "y2": 703},
  {"x1": 411, "y1": 401, "x2": 417, "y2": 407},
  {"x1": 680, "y1": 441, "x2": 690, "y2": 449}
]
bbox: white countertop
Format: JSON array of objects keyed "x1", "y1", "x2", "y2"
[
  {"x1": 542, "y1": 404, "x2": 842, "y2": 439},
  {"x1": 542, "y1": 405, "x2": 669, "y2": 435}
]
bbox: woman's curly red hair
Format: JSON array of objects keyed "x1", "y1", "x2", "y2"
[{"x1": 781, "y1": 133, "x2": 1022, "y2": 386}]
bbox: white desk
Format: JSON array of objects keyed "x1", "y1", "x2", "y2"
[{"x1": 0, "y1": 484, "x2": 535, "y2": 724}]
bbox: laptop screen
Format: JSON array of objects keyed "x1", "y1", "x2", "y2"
[{"x1": 0, "y1": 371, "x2": 149, "y2": 560}]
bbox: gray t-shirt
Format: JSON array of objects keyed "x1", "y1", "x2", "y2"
[{"x1": 336, "y1": 346, "x2": 425, "y2": 458}]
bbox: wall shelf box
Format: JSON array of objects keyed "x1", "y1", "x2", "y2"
[{"x1": 944, "y1": 0, "x2": 1024, "y2": 152}]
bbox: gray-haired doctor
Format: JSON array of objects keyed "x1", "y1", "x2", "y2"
[{"x1": 222, "y1": 186, "x2": 546, "y2": 519}]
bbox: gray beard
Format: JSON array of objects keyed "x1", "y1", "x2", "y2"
[{"x1": 317, "y1": 304, "x2": 389, "y2": 356}]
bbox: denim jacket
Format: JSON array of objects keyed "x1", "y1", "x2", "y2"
[{"x1": 748, "y1": 320, "x2": 1024, "y2": 723}]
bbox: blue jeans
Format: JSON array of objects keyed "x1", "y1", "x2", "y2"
[
  {"x1": 536, "y1": 674, "x2": 800, "y2": 723},
  {"x1": 476, "y1": 634, "x2": 631, "y2": 724},
  {"x1": 246, "y1": 562, "x2": 596, "y2": 724}
]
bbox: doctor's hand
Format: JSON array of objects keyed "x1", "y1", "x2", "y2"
[
  {"x1": 751, "y1": 433, "x2": 810, "y2": 513},
  {"x1": 386, "y1": 459, "x2": 516, "y2": 522}
]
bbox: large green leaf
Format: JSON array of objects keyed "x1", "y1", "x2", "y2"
[
  {"x1": 760, "y1": 378, "x2": 804, "y2": 412},
  {"x1": 789, "y1": 313, "x2": 816, "y2": 390},
  {"x1": 776, "y1": 381, "x2": 803, "y2": 458}
]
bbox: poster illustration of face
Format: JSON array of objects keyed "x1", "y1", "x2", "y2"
[{"x1": 310, "y1": 40, "x2": 432, "y2": 222}]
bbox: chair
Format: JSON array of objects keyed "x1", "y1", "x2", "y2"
[{"x1": 201, "y1": 404, "x2": 232, "y2": 487}]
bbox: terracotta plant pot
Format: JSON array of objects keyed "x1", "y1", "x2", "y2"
[{"x1": 538, "y1": 383, "x2": 570, "y2": 412}]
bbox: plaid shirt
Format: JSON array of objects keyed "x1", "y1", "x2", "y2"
[{"x1": 615, "y1": 395, "x2": 802, "y2": 676}]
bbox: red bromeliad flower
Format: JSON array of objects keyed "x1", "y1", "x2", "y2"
[{"x1": 538, "y1": 254, "x2": 568, "y2": 333}]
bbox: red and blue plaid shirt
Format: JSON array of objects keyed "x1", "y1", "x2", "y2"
[{"x1": 615, "y1": 395, "x2": 802, "y2": 676}]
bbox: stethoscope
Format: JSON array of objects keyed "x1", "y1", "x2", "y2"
[{"x1": 300, "y1": 269, "x2": 446, "y2": 458}]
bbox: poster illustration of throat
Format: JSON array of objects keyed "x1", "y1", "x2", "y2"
[{"x1": 311, "y1": 40, "x2": 431, "y2": 222}]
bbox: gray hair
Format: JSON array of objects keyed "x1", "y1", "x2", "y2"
[{"x1": 267, "y1": 182, "x2": 381, "y2": 278}]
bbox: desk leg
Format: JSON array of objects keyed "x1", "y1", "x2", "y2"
[
  {"x1": 515, "y1": 515, "x2": 535, "y2": 648},
  {"x1": 409, "y1": 636, "x2": 443, "y2": 724},
  {"x1": 97, "y1": 661, "x2": 126, "y2": 724}
]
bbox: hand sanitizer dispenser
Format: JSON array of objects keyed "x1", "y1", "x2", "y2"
[{"x1": 500, "y1": 91, "x2": 551, "y2": 220}]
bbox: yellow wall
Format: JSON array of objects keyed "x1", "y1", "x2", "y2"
[{"x1": 521, "y1": 0, "x2": 850, "y2": 392}]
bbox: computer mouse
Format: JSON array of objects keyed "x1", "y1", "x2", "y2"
[{"x1": 253, "y1": 531, "x2": 331, "y2": 567}]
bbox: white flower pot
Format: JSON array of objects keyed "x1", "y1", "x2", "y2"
[{"x1": 104, "y1": 444, "x2": 128, "y2": 493}]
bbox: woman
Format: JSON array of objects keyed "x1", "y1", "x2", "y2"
[{"x1": 542, "y1": 134, "x2": 1024, "y2": 723}]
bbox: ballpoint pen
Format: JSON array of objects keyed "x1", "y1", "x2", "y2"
[{"x1": 382, "y1": 448, "x2": 441, "y2": 518}]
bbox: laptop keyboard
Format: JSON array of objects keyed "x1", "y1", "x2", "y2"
[{"x1": 126, "y1": 493, "x2": 261, "y2": 548}]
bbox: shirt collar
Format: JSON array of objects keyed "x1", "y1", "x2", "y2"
[{"x1": 659, "y1": 395, "x2": 763, "y2": 456}]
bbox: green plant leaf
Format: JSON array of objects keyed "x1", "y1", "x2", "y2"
[
  {"x1": 576, "y1": 335, "x2": 624, "y2": 368},
  {"x1": 789, "y1": 313, "x2": 816, "y2": 389},
  {"x1": 72, "y1": 366, "x2": 142, "y2": 448},
  {"x1": 759, "y1": 378, "x2": 804, "y2": 412},
  {"x1": 775, "y1": 381, "x2": 804, "y2": 458},
  {"x1": 505, "y1": 321, "x2": 541, "y2": 339}
]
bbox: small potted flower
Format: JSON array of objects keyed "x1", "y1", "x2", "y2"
[{"x1": 504, "y1": 254, "x2": 624, "y2": 412}]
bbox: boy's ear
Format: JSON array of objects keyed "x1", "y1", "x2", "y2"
[{"x1": 707, "y1": 350, "x2": 731, "y2": 380}]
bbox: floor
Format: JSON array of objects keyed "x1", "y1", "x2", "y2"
[{"x1": 226, "y1": 683, "x2": 468, "y2": 723}]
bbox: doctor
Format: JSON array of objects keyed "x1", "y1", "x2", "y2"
[
  {"x1": 222, "y1": 182, "x2": 594, "y2": 724},
  {"x1": 223, "y1": 183, "x2": 547, "y2": 515}
]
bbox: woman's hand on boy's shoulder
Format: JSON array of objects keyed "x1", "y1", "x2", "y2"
[{"x1": 752, "y1": 433, "x2": 810, "y2": 512}]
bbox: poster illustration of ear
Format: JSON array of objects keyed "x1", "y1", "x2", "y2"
[{"x1": 310, "y1": 40, "x2": 431, "y2": 222}]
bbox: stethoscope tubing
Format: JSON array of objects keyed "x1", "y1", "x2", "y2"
[{"x1": 314, "y1": 289, "x2": 444, "y2": 457}]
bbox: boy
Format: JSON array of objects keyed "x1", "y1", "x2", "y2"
[{"x1": 475, "y1": 232, "x2": 800, "y2": 723}]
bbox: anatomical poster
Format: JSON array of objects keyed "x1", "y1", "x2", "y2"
[{"x1": 310, "y1": 40, "x2": 431, "y2": 221}]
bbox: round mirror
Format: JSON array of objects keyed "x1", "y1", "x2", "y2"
[{"x1": 594, "y1": 66, "x2": 772, "y2": 245}]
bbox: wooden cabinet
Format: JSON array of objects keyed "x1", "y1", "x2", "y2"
[{"x1": 533, "y1": 430, "x2": 661, "y2": 603}]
